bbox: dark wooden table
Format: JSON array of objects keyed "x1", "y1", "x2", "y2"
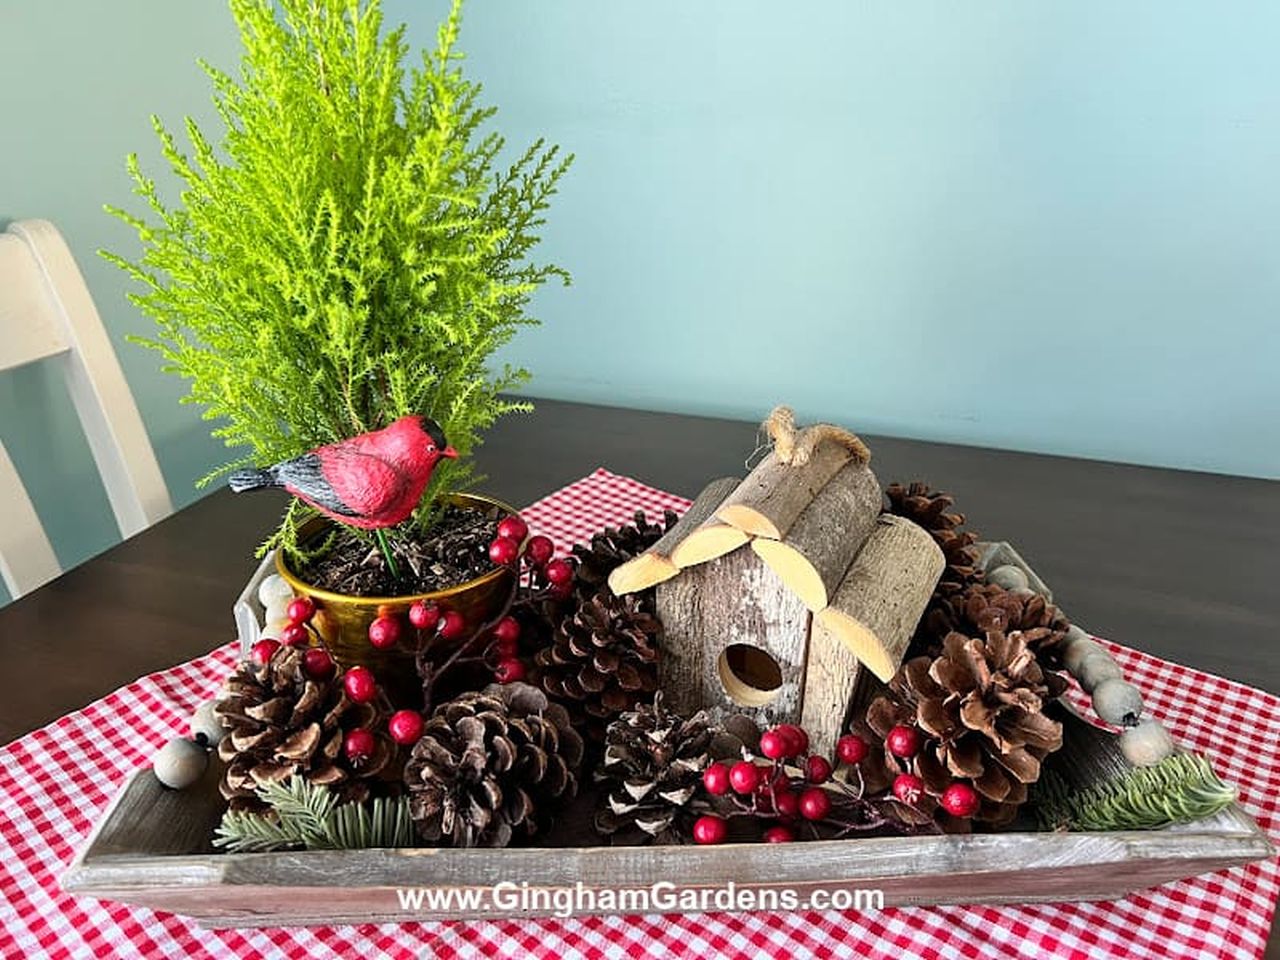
[{"x1": 3, "y1": 398, "x2": 1278, "y2": 945}]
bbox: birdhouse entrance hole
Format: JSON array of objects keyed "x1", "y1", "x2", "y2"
[{"x1": 717, "y1": 644, "x2": 783, "y2": 707}]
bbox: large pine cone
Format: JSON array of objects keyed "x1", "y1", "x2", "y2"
[
  {"x1": 534, "y1": 591, "x2": 662, "y2": 744},
  {"x1": 571, "y1": 509, "x2": 676, "y2": 598},
  {"x1": 867, "y1": 630, "x2": 1068, "y2": 825},
  {"x1": 213, "y1": 646, "x2": 394, "y2": 812},
  {"x1": 595, "y1": 695, "x2": 735, "y2": 844},
  {"x1": 924, "y1": 582, "x2": 1072, "y2": 663},
  {"x1": 403, "y1": 682, "x2": 584, "y2": 848}
]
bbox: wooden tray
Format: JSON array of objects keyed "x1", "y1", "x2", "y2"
[
  {"x1": 62, "y1": 760, "x2": 1273, "y2": 927},
  {"x1": 64, "y1": 540, "x2": 1275, "y2": 925}
]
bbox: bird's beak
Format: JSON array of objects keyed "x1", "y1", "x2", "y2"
[{"x1": 442, "y1": 445, "x2": 459, "y2": 459}]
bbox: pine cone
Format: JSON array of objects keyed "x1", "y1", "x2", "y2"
[
  {"x1": 403, "y1": 682, "x2": 584, "y2": 848},
  {"x1": 925, "y1": 582, "x2": 1072, "y2": 663},
  {"x1": 214, "y1": 647, "x2": 394, "y2": 812},
  {"x1": 571, "y1": 509, "x2": 676, "y2": 598},
  {"x1": 534, "y1": 591, "x2": 662, "y2": 743},
  {"x1": 867, "y1": 630, "x2": 1068, "y2": 824},
  {"x1": 594, "y1": 695, "x2": 729, "y2": 844}
]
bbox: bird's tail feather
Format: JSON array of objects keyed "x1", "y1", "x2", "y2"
[{"x1": 228, "y1": 467, "x2": 280, "y2": 493}]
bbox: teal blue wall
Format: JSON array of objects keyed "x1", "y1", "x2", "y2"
[{"x1": 2, "y1": 2, "x2": 1278, "y2": 601}]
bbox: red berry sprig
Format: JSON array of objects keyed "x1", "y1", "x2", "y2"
[
  {"x1": 496, "y1": 515, "x2": 528, "y2": 543},
  {"x1": 342, "y1": 665, "x2": 378, "y2": 704},
  {"x1": 280, "y1": 622, "x2": 309, "y2": 648},
  {"x1": 494, "y1": 658, "x2": 526, "y2": 684},
  {"x1": 367, "y1": 616, "x2": 402, "y2": 650},
  {"x1": 408, "y1": 600, "x2": 440, "y2": 631},
  {"x1": 692, "y1": 815, "x2": 728, "y2": 845},
  {"x1": 940, "y1": 782, "x2": 980, "y2": 819},
  {"x1": 343, "y1": 728, "x2": 376, "y2": 764},
  {"x1": 524, "y1": 535, "x2": 554, "y2": 567},
  {"x1": 250, "y1": 638, "x2": 280, "y2": 666},
  {"x1": 302, "y1": 648, "x2": 335, "y2": 681},
  {"x1": 694, "y1": 721, "x2": 939, "y2": 844},
  {"x1": 388, "y1": 709, "x2": 424, "y2": 746},
  {"x1": 886, "y1": 724, "x2": 922, "y2": 759},
  {"x1": 892, "y1": 773, "x2": 924, "y2": 806},
  {"x1": 286, "y1": 596, "x2": 316, "y2": 625}
]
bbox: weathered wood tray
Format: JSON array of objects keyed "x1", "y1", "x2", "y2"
[
  {"x1": 64, "y1": 538, "x2": 1277, "y2": 924},
  {"x1": 63, "y1": 758, "x2": 1273, "y2": 927}
]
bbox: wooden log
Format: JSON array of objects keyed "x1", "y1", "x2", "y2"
[
  {"x1": 750, "y1": 462, "x2": 882, "y2": 611},
  {"x1": 607, "y1": 477, "x2": 740, "y2": 594},
  {"x1": 656, "y1": 546, "x2": 810, "y2": 729},
  {"x1": 667, "y1": 519, "x2": 750, "y2": 569},
  {"x1": 814, "y1": 515, "x2": 944, "y2": 683},
  {"x1": 715, "y1": 443, "x2": 855, "y2": 540}
]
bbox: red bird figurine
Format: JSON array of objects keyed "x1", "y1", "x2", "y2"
[{"x1": 228, "y1": 415, "x2": 458, "y2": 529}]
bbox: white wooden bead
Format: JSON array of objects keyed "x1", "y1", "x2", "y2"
[
  {"x1": 153, "y1": 738, "x2": 209, "y2": 790},
  {"x1": 189, "y1": 701, "x2": 225, "y2": 748},
  {"x1": 258, "y1": 574, "x2": 294, "y2": 609},
  {"x1": 263, "y1": 616, "x2": 292, "y2": 638},
  {"x1": 1120, "y1": 720, "x2": 1176, "y2": 767},
  {"x1": 264, "y1": 599, "x2": 291, "y2": 625},
  {"x1": 1077, "y1": 653, "x2": 1123, "y2": 693},
  {"x1": 1092, "y1": 679, "x2": 1145, "y2": 726},
  {"x1": 1062, "y1": 636, "x2": 1103, "y2": 675},
  {"x1": 987, "y1": 564, "x2": 1029, "y2": 591}
]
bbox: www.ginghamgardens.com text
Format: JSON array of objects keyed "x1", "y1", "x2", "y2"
[{"x1": 394, "y1": 882, "x2": 884, "y2": 919}]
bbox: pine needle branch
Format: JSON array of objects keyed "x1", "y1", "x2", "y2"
[{"x1": 213, "y1": 776, "x2": 415, "y2": 853}]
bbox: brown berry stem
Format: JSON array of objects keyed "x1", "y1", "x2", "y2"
[{"x1": 417, "y1": 577, "x2": 520, "y2": 714}]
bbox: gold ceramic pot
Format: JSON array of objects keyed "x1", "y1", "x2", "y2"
[{"x1": 275, "y1": 492, "x2": 517, "y2": 708}]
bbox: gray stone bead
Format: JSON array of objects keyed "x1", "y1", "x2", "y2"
[
  {"x1": 1091, "y1": 679, "x2": 1145, "y2": 726},
  {"x1": 986, "y1": 564, "x2": 1029, "y2": 591},
  {"x1": 1062, "y1": 636, "x2": 1104, "y2": 675},
  {"x1": 1119, "y1": 720, "x2": 1177, "y2": 767},
  {"x1": 153, "y1": 737, "x2": 209, "y2": 790},
  {"x1": 1077, "y1": 653, "x2": 1123, "y2": 693},
  {"x1": 189, "y1": 701, "x2": 225, "y2": 748}
]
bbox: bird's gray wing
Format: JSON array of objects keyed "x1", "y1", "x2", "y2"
[{"x1": 273, "y1": 452, "x2": 362, "y2": 518}]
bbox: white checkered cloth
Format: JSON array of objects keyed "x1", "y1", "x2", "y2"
[{"x1": 2, "y1": 468, "x2": 1276, "y2": 959}]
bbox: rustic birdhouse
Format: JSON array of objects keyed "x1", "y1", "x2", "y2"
[{"x1": 609, "y1": 408, "x2": 944, "y2": 758}]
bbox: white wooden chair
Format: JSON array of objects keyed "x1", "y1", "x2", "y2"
[{"x1": 0, "y1": 219, "x2": 172, "y2": 598}]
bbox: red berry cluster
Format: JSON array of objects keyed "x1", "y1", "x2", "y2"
[
  {"x1": 879, "y1": 723, "x2": 980, "y2": 820},
  {"x1": 695, "y1": 723, "x2": 840, "y2": 845}
]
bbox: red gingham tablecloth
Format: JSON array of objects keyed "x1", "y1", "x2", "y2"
[{"x1": 2, "y1": 467, "x2": 1277, "y2": 959}]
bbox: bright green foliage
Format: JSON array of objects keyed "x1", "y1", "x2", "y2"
[{"x1": 104, "y1": 0, "x2": 571, "y2": 544}]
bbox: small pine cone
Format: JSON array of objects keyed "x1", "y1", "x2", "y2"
[
  {"x1": 594, "y1": 695, "x2": 731, "y2": 844},
  {"x1": 867, "y1": 630, "x2": 1068, "y2": 825},
  {"x1": 404, "y1": 682, "x2": 584, "y2": 848},
  {"x1": 924, "y1": 582, "x2": 1072, "y2": 663},
  {"x1": 571, "y1": 510, "x2": 676, "y2": 598},
  {"x1": 534, "y1": 591, "x2": 662, "y2": 744},
  {"x1": 214, "y1": 647, "x2": 393, "y2": 812}
]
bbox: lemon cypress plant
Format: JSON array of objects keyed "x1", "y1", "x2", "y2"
[{"x1": 105, "y1": 0, "x2": 571, "y2": 554}]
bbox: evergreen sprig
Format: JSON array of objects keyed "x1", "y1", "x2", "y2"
[
  {"x1": 105, "y1": 0, "x2": 571, "y2": 547},
  {"x1": 214, "y1": 776, "x2": 415, "y2": 852},
  {"x1": 1034, "y1": 753, "x2": 1237, "y2": 832}
]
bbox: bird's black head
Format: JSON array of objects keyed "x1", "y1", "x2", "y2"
[{"x1": 415, "y1": 416, "x2": 457, "y2": 460}]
